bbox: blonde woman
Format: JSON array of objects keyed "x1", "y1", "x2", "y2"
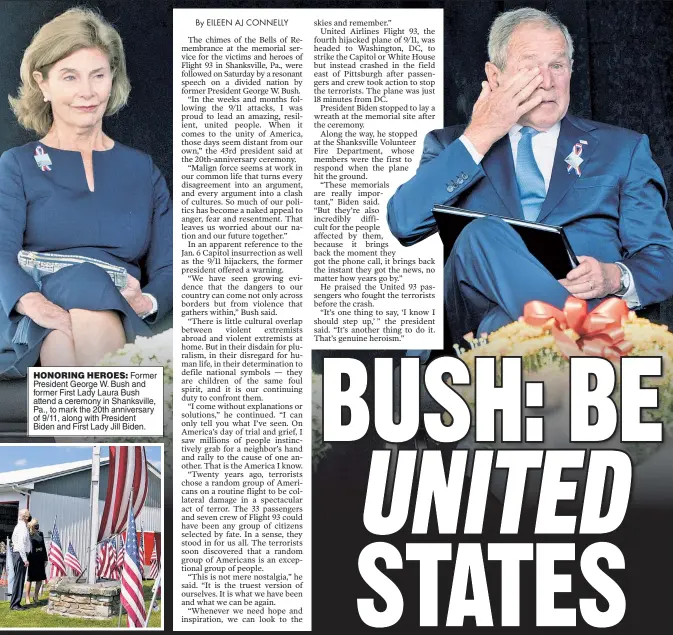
[
  {"x1": 25, "y1": 519, "x2": 47, "y2": 604},
  {"x1": 0, "y1": 7, "x2": 172, "y2": 377}
]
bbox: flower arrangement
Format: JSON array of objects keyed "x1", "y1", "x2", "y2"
[
  {"x1": 100, "y1": 329, "x2": 173, "y2": 418},
  {"x1": 447, "y1": 298, "x2": 673, "y2": 464}
]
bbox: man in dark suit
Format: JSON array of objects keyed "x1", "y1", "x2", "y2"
[{"x1": 387, "y1": 7, "x2": 673, "y2": 344}]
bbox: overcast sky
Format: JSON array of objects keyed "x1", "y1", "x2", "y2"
[{"x1": 0, "y1": 445, "x2": 162, "y2": 473}]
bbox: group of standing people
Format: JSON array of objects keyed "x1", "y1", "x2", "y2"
[{"x1": 9, "y1": 508, "x2": 48, "y2": 611}]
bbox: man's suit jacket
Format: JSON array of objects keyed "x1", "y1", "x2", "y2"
[{"x1": 387, "y1": 113, "x2": 673, "y2": 308}]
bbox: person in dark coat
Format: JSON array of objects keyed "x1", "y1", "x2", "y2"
[{"x1": 25, "y1": 519, "x2": 47, "y2": 604}]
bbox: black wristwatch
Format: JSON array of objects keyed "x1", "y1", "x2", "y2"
[{"x1": 615, "y1": 262, "x2": 631, "y2": 297}]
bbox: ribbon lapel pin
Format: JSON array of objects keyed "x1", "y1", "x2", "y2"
[
  {"x1": 565, "y1": 142, "x2": 584, "y2": 176},
  {"x1": 34, "y1": 145, "x2": 52, "y2": 172}
]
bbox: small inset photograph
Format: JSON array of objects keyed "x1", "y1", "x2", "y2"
[{"x1": 0, "y1": 443, "x2": 162, "y2": 628}]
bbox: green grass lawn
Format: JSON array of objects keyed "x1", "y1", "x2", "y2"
[{"x1": 0, "y1": 580, "x2": 161, "y2": 628}]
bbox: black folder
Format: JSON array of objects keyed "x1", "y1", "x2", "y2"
[{"x1": 432, "y1": 205, "x2": 579, "y2": 280}]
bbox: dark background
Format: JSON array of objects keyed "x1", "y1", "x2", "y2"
[{"x1": 312, "y1": 1, "x2": 673, "y2": 633}]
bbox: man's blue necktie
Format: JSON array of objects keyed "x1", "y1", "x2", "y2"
[{"x1": 515, "y1": 126, "x2": 546, "y2": 222}]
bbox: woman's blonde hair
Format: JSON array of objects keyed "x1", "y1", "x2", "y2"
[
  {"x1": 28, "y1": 518, "x2": 40, "y2": 535},
  {"x1": 9, "y1": 6, "x2": 131, "y2": 136}
]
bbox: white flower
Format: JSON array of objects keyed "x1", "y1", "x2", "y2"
[{"x1": 100, "y1": 330, "x2": 173, "y2": 417}]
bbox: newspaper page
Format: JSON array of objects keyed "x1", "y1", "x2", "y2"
[{"x1": 1, "y1": 0, "x2": 673, "y2": 633}]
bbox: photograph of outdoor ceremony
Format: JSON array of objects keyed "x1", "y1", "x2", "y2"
[{"x1": 0, "y1": 443, "x2": 162, "y2": 628}]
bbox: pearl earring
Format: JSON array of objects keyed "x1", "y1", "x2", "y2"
[{"x1": 43, "y1": 97, "x2": 49, "y2": 102}]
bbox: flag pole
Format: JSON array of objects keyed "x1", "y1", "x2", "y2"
[
  {"x1": 117, "y1": 588, "x2": 123, "y2": 628},
  {"x1": 141, "y1": 523, "x2": 146, "y2": 580},
  {"x1": 144, "y1": 565, "x2": 162, "y2": 628},
  {"x1": 87, "y1": 446, "x2": 101, "y2": 585}
]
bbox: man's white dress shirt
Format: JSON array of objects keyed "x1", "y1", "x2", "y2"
[
  {"x1": 12, "y1": 520, "x2": 31, "y2": 564},
  {"x1": 140, "y1": 292, "x2": 158, "y2": 318}
]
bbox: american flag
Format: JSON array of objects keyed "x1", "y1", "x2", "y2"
[
  {"x1": 97, "y1": 540, "x2": 113, "y2": 579},
  {"x1": 95, "y1": 542, "x2": 104, "y2": 577},
  {"x1": 48, "y1": 521, "x2": 66, "y2": 579},
  {"x1": 109, "y1": 537, "x2": 120, "y2": 580},
  {"x1": 98, "y1": 446, "x2": 148, "y2": 542},
  {"x1": 64, "y1": 542, "x2": 82, "y2": 576},
  {"x1": 95, "y1": 541, "x2": 105, "y2": 578},
  {"x1": 149, "y1": 541, "x2": 159, "y2": 579},
  {"x1": 117, "y1": 534, "x2": 125, "y2": 572},
  {"x1": 120, "y1": 504, "x2": 146, "y2": 628},
  {"x1": 107, "y1": 538, "x2": 118, "y2": 579}
]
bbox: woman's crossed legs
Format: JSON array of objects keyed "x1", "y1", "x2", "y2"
[{"x1": 40, "y1": 309, "x2": 125, "y2": 366}]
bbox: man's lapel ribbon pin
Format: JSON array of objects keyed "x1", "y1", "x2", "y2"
[{"x1": 565, "y1": 142, "x2": 583, "y2": 176}]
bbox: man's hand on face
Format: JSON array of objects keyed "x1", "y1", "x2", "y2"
[
  {"x1": 558, "y1": 256, "x2": 622, "y2": 299},
  {"x1": 464, "y1": 67, "x2": 544, "y2": 156}
]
